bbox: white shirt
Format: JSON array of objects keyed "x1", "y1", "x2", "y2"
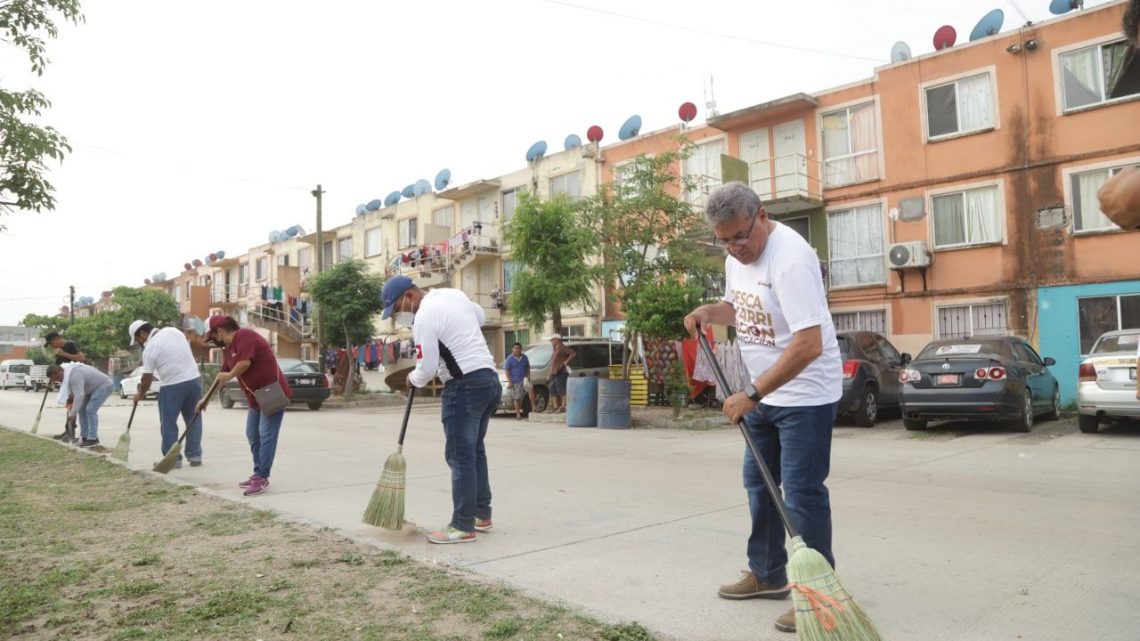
[
  {"x1": 722, "y1": 222, "x2": 842, "y2": 407},
  {"x1": 141, "y1": 327, "x2": 201, "y2": 386},
  {"x1": 408, "y1": 288, "x2": 496, "y2": 387}
]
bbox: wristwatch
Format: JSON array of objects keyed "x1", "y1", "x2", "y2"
[{"x1": 746, "y1": 383, "x2": 763, "y2": 402}]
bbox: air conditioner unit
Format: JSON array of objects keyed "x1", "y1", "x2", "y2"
[{"x1": 886, "y1": 241, "x2": 931, "y2": 270}]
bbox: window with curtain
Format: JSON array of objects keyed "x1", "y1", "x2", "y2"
[
  {"x1": 1078, "y1": 294, "x2": 1140, "y2": 353},
  {"x1": 683, "y1": 138, "x2": 726, "y2": 206},
  {"x1": 432, "y1": 206, "x2": 454, "y2": 229},
  {"x1": 832, "y1": 310, "x2": 887, "y2": 333},
  {"x1": 932, "y1": 185, "x2": 1001, "y2": 248},
  {"x1": 501, "y1": 190, "x2": 519, "y2": 222},
  {"x1": 1071, "y1": 164, "x2": 1137, "y2": 232},
  {"x1": 337, "y1": 237, "x2": 352, "y2": 262},
  {"x1": 828, "y1": 204, "x2": 885, "y2": 287},
  {"x1": 822, "y1": 102, "x2": 879, "y2": 187},
  {"x1": 398, "y1": 218, "x2": 417, "y2": 248},
  {"x1": 255, "y1": 257, "x2": 267, "y2": 281},
  {"x1": 364, "y1": 228, "x2": 382, "y2": 257},
  {"x1": 503, "y1": 260, "x2": 520, "y2": 292},
  {"x1": 564, "y1": 325, "x2": 586, "y2": 338},
  {"x1": 298, "y1": 247, "x2": 311, "y2": 270},
  {"x1": 925, "y1": 73, "x2": 994, "y2": 139},
  {"x1": 239, "y1": 263, "x2": 249, "y2": 283},
  {"x1": 550, "y1": 172, "x2": 582, "y2": 198},
  {"x1": 276, "y1": 254, "x2": 290, "y2": 266},
  {"x1": 937, "y1": 301, "x2": 1008, "y2": 339},
  {"x1": 462, "y1": 195, "x2": 494, "y2": 227},
  {"x1": 322, "y1": 240, "x2": 334, "y2": 268},
  {"x1": 1060, "y1": 39, "x2": 1137, "y2": 111}
]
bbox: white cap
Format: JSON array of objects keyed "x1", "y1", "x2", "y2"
[
  {"x1": 128, "y1": 319, "x2": 147, "y2": 346},
  {"x1": 546, "y1": 333, "x2": 562, "y2": 341}
]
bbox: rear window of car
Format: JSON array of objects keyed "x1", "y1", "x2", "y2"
[
  {"x1": 837, "y1": 336, "x2": 851, "y2": 359},
  {"x1": 918, "y1": 341, "x2": 1004, "y2": 359},
  {"x1": 1091, "y1": 333, "x2": 1140, "y2": 354}
]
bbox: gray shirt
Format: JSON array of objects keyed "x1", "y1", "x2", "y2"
[{"x1": 62, "y1": 364, "x2": 112, "y2": 416}]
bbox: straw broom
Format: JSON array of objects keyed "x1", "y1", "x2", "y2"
[
  {"x1": 30, "y1": 381, "x2": 51, "y2": 435},
  {"x1": 696, "y1": 333, "x2": 883, "y2": 641},
  {"x1": 154, "y1": 379, "x2": 219, "y2": 474},
  {"x1": 363, "y1": 387, "x2": 416, "y2": 530},
  {"x1": 111, "y1": 401, "x2": 138, "y2": 461}
]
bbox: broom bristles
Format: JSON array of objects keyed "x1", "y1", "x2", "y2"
[
  {"x1": 362, "y1": 449, "x2": 406, "y2": 530},
  {"x1": 787, "y1": 537, "x2": 884, "y2": 641},
  {"x1": 111, "y1": 430, "x2": 131, "y2": 461},
  {"x1": 152, "y1": 441, "x2": 183, "y2": 474},
  {"x1": 31, "y1": 412, "x2": 41, "y2": 435}
]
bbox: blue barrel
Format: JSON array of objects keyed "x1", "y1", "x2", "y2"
[
  {"x1": 566, "y1": 376, "x2": 598, "y2": 427},
  {"x1": 597, "y1": 379, "x2": 632, "y2": 429}
]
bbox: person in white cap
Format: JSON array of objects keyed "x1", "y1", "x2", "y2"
[
  {"x1": 129, "y1": 320, "x2": 205, "y2": 468},
  {"x1": 546, "y1": 334, "x2": 576, "y2": 413}
]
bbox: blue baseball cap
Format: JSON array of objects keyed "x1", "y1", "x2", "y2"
[{"x1": 380, "y1": 275, "x2": 414, "y2": 319}]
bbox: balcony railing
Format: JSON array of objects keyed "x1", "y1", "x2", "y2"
[
  {"x1": 385, "y1": 222, "x2": 501, "y2": 279},
  {"x1": 745, "y1": 153, "x2": 823, "y2": 203}
]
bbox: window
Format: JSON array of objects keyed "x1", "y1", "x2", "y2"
[
  {"x1": 1060, "y1": 39, "x2": 1137, "y2": 111},
  {"x1": 337, "y1": 237, "x2": 352, "y2": 262},
  {"x1": 501, "y1": 190, "x2": 519, "y2": 222},
  {"x1": 925, "y1": 73, "x2": 994, "y2": 139},
  {"x1": 461, "y1": 195, "x2": 494, "y2": 228},
  {"x1": 255, "y1": 257, "x2": 268, "y2": 281},
  {"x1": 298, "y1": 247, "x2": 312, "y2": 271},
  {"x1": 574, "y1": 343, "x2": 613, "y2": 368},
  {"x1": 937, "y1": 301, "x2": 1008, "y2": 339},
  {"x1": 1071, "y1": 164, "x2": 1137, "y2": 232},
  {"x1": 683, "y1": 138, "x2": 725, "y2": 206},
  {"x1": 504, "y1": 329, "x2": 530, "y2": 360},
  {"x1": 398, "y1": 218, "x2": 417, "y2": 248},
  {"x1": 432, "y1": 206, "x2": 454, "y2": 228},
  {"x1": 322, "y1": 240, "x2": 334, "y2": 269},
  {"x1": 276, "y1": 254, "x2": 290, "y2": 267},
  {"x1": 821, "y1": 102, "x2": 879, "y2": 187},
  {"x1": 563, "y1": 325, "x2": 585, "y2": 338},
  {"x1": 503, "y1": 261, "x2": 520, "y2": 293},
  {"x1": 875, "y1": 336, "x2": 902, "y2": 363},
  {"x1": 932, "y1": 185, "x2": 1001, "y2": 248},
  {"x1": 828, "y1": 204, "x2": 884, "y2": 287},
  {"x1": 239, "y1": 263, "x2": 249, "y2": 284},
  {"x1": 365, "y1": 227, "x2": 382, "y2": 257},
  {"x1": 832, "y1": 310, "x2": 887, "y2": 333},
  {"x1": 1078, "y1": 294, "x2": 1140, "y2": 354},
  {"x1": 1012, "y1": 342, "x2": 1044, "y2": 366},
  {"x1": 549, "y1": 172, "x2": 581, "y2": 198}
]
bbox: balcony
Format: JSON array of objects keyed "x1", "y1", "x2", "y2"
[
  {"x1": 745, "y1": 153, "x2": 824, "y2": 215},
  {"x1": 246, "y1": 302, "x2": 314, "y2": 343},
  {"x1": 448, "y1": 222, "x2": 501, "y2": 271},
  {"x1": 384, "y1": 222, "x2": 502, "y2": 286},
  {"x1": 210, "y1": 283, "x2": 246, "y2": 308}
]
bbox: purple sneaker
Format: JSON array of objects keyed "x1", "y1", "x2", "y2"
[
  {"x1": 243, "y1": 475, "x2": 268, "y2": 496},
  {"x1": 238, "y1": 476, "x2": 269, "y2": 489}
]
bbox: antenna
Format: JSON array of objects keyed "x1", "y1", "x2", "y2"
[
  {"x1": 1049, "y1": 0, "x2": 1082, "y2": 14},
  {"x1": 969, "y1": 9, "x2": 1004, "y2": 42},
  {"x1": 525, "y1": 140, "x2": 547, "y2": 163},
  {"x1": 564, "y1": 134, "x2": 582, "y2": 150},
  {"x1": 434, "y1": 168, "x2": 452, "y2": 191},
  {"x1": 586, "y1": 125, "x2": 604, "y2": 143},
  {"x1": 933, "y1": 25, "x2": 957, "y2": 50},
  {"x1": 384, "y1": 191, "x2": 401, "y2": 207},
  {"x1": 703, "y1": 75, "x2": 719, "y2": 118},
  {"x1": 618, "y1": 115, "x2": 642, "y2": 140},
  {"x1": 890, "y1": 41, "x2": 912, "y2": 63}
]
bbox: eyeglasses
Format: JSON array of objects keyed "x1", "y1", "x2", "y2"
[{"x1": 711, "y1": 214, "x2": 758, "y2": 249}]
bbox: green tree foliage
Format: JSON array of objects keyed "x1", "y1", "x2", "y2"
[
  {"x1": 307, "y1": 259, "x2": 384, "y2": 400},
  {"x1": 502, "y1": 193, "x2": 600, "y2": 335},
  {"x1": 0, "y1": 0, "x2": 83, "y2": 226}
]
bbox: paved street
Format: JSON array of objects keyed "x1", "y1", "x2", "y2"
[{"x1": 2, "y1": 388, "x2": 1138, "y2": 641}]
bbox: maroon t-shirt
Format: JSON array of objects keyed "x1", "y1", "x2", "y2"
[{"x1": 222, "y1": 328, "x2": 291, "y2": 410}]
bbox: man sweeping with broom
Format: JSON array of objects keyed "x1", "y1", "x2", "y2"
[{"x1": 684, "y1": 182, "x2": 845, "y2": 635}]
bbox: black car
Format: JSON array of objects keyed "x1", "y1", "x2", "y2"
[
  {"x1": 837, "y1": 331, "x2": 908, "y2": 427},
  {"x1": 899, "y1": 336, "x2": 1061, "y2": 432},
  {"x1": 220, "y1": 357, "x2": 331, "y2": 411}
]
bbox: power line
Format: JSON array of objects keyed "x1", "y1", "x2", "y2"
[{"x1": 538, "y1": 0, "x2": 885, "y2": 62}]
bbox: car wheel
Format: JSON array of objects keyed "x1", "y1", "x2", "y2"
[
  {"x1": 1046, "y1": 386, "x2": 1061, "y2": 421},
  {"x1": 1078, "y1": 413, "x2": 1099, "y2": 434},
  {"x1": 533, "y1": 387, "x2": 549, "y2": 413},
  {"x1": 852, "y1": 386, "x2": 878, "y2": 427},
  {"x1": 903, "y1": 418, "x2": 927, "y2": 431},
  {"x1": 308, "y1": 401, "x2": 322, "y2": 410},
  {"x1": 1012, "y1": 390, "x2": 1033, "y2": 433},
  {"x1": 220, "y1": 392, "x2": 235, "y2": 409}
]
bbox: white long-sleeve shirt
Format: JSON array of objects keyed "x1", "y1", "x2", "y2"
[{"x1": 407, "y1": 288, "x2": 496, "y2": 388}]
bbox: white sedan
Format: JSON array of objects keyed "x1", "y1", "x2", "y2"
[
  {"x1": 120, "y1": 367, "x2": 161, "y2": 400},
  {"x1": 1077, "y1": 329, "x2": 1140, "y2": 433}
]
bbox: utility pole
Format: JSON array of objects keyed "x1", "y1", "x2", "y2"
[
  {"x1": 311, "y1": 184, "x2": 325, "y2": 354},
  {"x1": 69, "y1": 285, "x2": 75, "y2": 324}
]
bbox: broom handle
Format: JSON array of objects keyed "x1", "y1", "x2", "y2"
[
  {"x1": 36, "y1": 381, "x2": 51, "y2": 413},
  {"x1": 174, "y1": 378, "x2": 221, "y2": 446},
  {"x1": 125, "y1": 401, "x2": 138, "y2": 433},
  {"x1": 396, "y1": 386, "x2": 416, "y2": 447},
  {"x1": 697, "y1": 332, "x2": 801, "y2": 540}
]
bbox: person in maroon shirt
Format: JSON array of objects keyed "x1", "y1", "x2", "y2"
[{"x1": 197, "y1": 315, "x2": 290, "y2": 496}]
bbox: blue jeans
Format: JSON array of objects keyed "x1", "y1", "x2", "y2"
[
  {"x1": 440, "y1": 368, "x2": 501, "y2": 532},
  {"x1": 742, "y1": 402, "x2": 838, "y2": 586},
  {"x1": 246, "y1": 407, "x2": 285, "y2": 479},
  {"x1": 76, "y1": 383, "x2": 113, "y2": 440},
  {"x1": 158, "y1": 378, "x2": 204, "y2": 462}
]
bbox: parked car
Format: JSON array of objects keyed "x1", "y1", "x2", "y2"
[
  {"x1": 22, "y1": 364, "x2": 54, "y2": 392},
  {"x1": 219, "y1": 357, "x2": 330, "y2": 410},
  {"x1": 1077, "y1": 329, "x2": 1140, "y2": 433},
  {"x1": 836, "y1": 331, "x2": 908, "y2": 427},
  {"x1": 120, "y1": 367, "x2": 161, "y2": 399},
  {"x1": 0, "y1": 359, "x2": 34, "y2": 390},
  {"x1": 899, "y1": 336, "x2": 1061, "y2": 432},
  {"x1": 497, "y1": 338, "x2": 626, "y2": 415}
]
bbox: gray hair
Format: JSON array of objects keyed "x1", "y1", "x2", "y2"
[{"x1": 704, "y1": 181, "x2": 761, "y2": 227}]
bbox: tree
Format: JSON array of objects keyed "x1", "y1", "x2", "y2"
[
  {"x1": 1, "y1": 0, "x2": 83, "y2": 227},
  {"x1": 502, "y1": 192, "x2": 600, "y2": 335},
  {"x1": 307, "y1": 258, "x2": 384, "y2": 401}
]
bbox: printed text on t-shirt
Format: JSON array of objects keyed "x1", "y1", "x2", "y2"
[{"x1": 731, "y1": 289, "x2": 776, "y2": 347}]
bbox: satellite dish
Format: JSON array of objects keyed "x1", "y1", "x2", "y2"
[
  {"x1": 890, "y1": 41, "x2": 912, "y2": 62},
  {"x1": 618, "y1": 115, "x2": 642, "y2": 140},
  {"x1": 192, "y1": 259, "x2": 203, "y2": 268},
  {"x1": 285, "y1": 227, "x2": 299, "y2": 238},
  {"x1": 413, "y1": 179, "x2": 432, "y2": 196},
  {"x1": 214, "y1": 251, "x2": 224, "y2": 260},
  {"x1": 969, "y1": 9, "x2": 1004, "y2": 42},
  {"x1": 184, "y1": 262, "x2": 192, "y2": 271},
  {"x1": 157, "y1": 272, "x2": 167, "y2": 281},
  {"x1": 365, "y1": 199, "x2": 382, "y2": 212},
  {"x1": 586, "y1": 125, "x2": 604, "y2": 143},
  {"x1": 1049, "y1": 0, "x2": 1082, "y2": 14},
  {"x1": 209, "y1": 252, "x2": 219, "y2": 261},
  {"x1": 564, "y1": 134, "x2": 582, "y2": 150},
  {"x1": 434, "y1": 168, "x2": 452, "y2": 191},
  {"x1": 933, "y1": 25, "x2": 957, "y2": 50},
  {"x1": 384, "y1": 191, "x2": 402, "y2": 207},
  {"x1": 679, "y1": 102, "x2": 697, "y2": 123},
  {"x1": 145, "y1": 278, "x2": 152, "y2": 285},
  {"x1": 268, "y1": 231, "x2": 281, "y2": 243},
  {"x1": 355, "y1": 204, "x2": 367, "y2": 215},
  {"x1": 401, "y1": 184, "x2": 416, "y2": 199},
  {"x1": 101, "y1": 290, "x2": 112, "y2": 298},
  {"x1": 205, "y1": 256, "x2": 214, "y2": 265},
  {"x1": 525, "y1": 140, "x2": 547, "y2": 162}
]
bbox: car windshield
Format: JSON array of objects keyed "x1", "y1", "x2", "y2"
[
  {"x1": 11, "y1": 363, "x2": 30, "y2": 374},
  {"x1": 918, "y1": 340, "x2": 1005, "y2": 360},
  {"x1": 524, "y1": 344, "x2": 553, "y2": 369},
  {"x1": 278, "y1": 358, "x2": 318, "y2": 373},
  {"x1": 1091, "y1": 332, "x2": 1140, "y2": 355}
]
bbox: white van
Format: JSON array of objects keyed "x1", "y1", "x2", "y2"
[{"x1": 0, "y1": 359, "x2": 35, "y2": 390}]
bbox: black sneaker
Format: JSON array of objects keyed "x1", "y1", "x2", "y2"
[
  {"x1": 52, "y1": 431, "x2": 70, "y2": 441},
  {"x1": 79, "y1": 439, "x2": 100, "y2": 448}
]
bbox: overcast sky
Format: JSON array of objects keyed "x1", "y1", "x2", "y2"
[{"x1": 0, "y1": 0, "x2": 1114, "y2": 325}]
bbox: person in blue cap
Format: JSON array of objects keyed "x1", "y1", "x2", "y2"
[{"x1": 381, "y1": 275, "x2": 502, "y2": 544}]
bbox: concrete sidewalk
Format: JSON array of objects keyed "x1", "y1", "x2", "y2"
[{"x1": 3, "y1": 391, "x2": 1139, "y2": 641}]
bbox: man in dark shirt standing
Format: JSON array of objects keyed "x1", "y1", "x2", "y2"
[{"x1": 43, "y1": 331, "x2": 85, "y2": 442}]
